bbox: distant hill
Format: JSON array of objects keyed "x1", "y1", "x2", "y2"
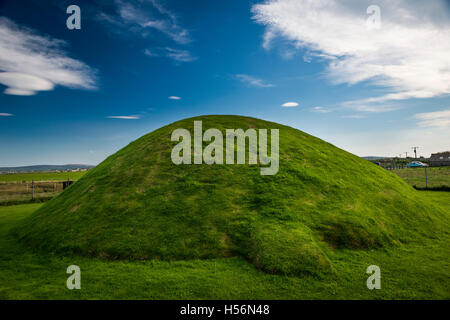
[{"x1": 0, "y1": 164, "x2": 94, "y2": 173}]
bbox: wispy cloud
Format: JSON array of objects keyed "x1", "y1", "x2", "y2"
[
  {"x1": 0, "y1": 17, "x2": 96, "y2": 96},
  {"x1": 281, "y1": 102, "x2": 299, "y2": 107},
  {"x1": 236, "y1": 74, "x2": 274, "y2": 88},
  {"x1": 252, "y1": 0, "x2": 450, "y2": 109},
  {"x1": 343, "y1": 103, "x2": 400, "y2": 113},
  {"x1": 0, "y1": 113, "x2": 13, "y2": 116},
  {"x1": 99, "y1": 1, "x2": 195, "y2": 63},
  {"x1": 165, "y1": 47, "x2": 196, "y2": 63},
  {"x1": 414, "y1": 109, "x2": 450, "y2": 128},
  {"x1": 312, "y1": 106, "x2": 331, "y2": 113},
  {"x1": 99, "y1": 0, "x2": 190, "y2": 44},
  {"x1": 168, "y1": 96, "x2": 181, "y2": 100},
  {"x1": 143, "y1": 47, "x2": 196, "y2": 63},
  {"x1": 107, "y1": 115, "x2": 141, "y2": 120},
  {"x1": 143, "y1": 48, "x2": 158, "y2": 57}
]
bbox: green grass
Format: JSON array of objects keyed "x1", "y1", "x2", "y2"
[
  {"x1": 13, "y1": 115, "x2": 449, "y2": 278},
  {"x1": 0, "y1": 171, "x2": 87, "y2": 182},
  {"x1": 392, "y1": 167, "x2": 450, "y2": 188},
  {"x1": 0, "y1": 193, "x2": 449, "y2": 299}
]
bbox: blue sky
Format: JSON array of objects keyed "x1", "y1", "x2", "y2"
[{"x1": 0, "y1": 0, "x2": 449, "y2": 166}]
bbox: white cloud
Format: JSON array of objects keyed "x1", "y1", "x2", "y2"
[
  {"x1": 143, "y1": 48, "x2": 158, "y2": 57},
  {"x1": 101, "y1": 0, "x2": 190, "y2": 44},
  {"x1": 165, "y1": 47, "x2": 196, "y2": 62},
  {"x1": 0, "y1": 72, "x2": 54, "y2": 96},
  {"x1": 143, "y1": 47, "x2": 196, "y2": 63},
  {"x1": 168, "y1": 96, "x2": 181, "y2": 100},
  {"x1": 312, "y1": 106, "x2": 331, "y2": 113},
  {"x1": 107, "y1": 115, "x2": 141, "y2": 120},
  {"x1": 236, "y1": 74, "x2": 274, "y2": 88},
  {"x1": 100, "y1": 1, "x2": 194, "y2": 63},
  {"x1": 0, "y1": 113, "x2": 13, "y2": 116},
  {"x1": 414, "y1": 109, "x2": 450, "y2": 128},
  {"x1": 281, "y1": 102, "x2": 299, "y2": 107},
  {"x1": 252, "y1": 0, "x2": 450, "y2": 108},
  {"x1": 344, "y1": 103, "x2": 400, "y2": 113},
  {"x1": 0, "y1": 17, "x2": 96, "y2": 96}
]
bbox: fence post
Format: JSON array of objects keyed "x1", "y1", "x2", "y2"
[
  {"x1": 32, "y1": 180, "x2": 35, "y2": 200},
  {"x1": 425, "y1": 167, "x2": 428, "y2": 189}
]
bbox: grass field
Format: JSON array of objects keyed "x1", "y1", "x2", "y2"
[
  {"x1": 0, "y1": 171, "x2": 87, "y2": 182},
  {"x1": 392, "y1": 167, "x2": 450, "y2": 188},
  {"x1": 0, "y1": 190, "x2": 449, "y2": 299},
  {"x1": 0, "y1": 171, "x2": 88, "y2": 204}
]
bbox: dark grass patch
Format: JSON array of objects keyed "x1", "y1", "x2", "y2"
[
  {"x1": 0, "y1": 196, "x2": 53, "y2": 206},
  {"x1": 413, "y1": 185, "x2": 450, "y2": 192}
]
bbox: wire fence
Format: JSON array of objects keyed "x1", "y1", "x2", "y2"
[
  {"x1": 391, "y1": 167, "x2": 450, "y2": 190},
  {"x1": 0, "y1": 181, "x2": 72, "y2": 205}
]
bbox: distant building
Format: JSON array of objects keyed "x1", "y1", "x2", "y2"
[{"x1": 429, "y1": 151, "x2": 450, "y2": 167}]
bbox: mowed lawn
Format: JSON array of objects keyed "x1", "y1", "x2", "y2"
[
  {"x1": 0, "y1": 171, "x2": 87, "y2": 182},
  {"x1": 392, "y1": 167, "x2": 450, "y2": 188},
  {"x1": 0, "y1": 191, "x2": 449, "y2": 300}
]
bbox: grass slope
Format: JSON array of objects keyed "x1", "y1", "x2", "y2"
[
  {"x1": 14, "y1": 115, "x2": 449, "y2": 277},
  {"x1": 1, "y1": 194, "x2": 449, "y2": 299}
]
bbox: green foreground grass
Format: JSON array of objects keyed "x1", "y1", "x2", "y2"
[
  {"x1": 1, "y1": 191, "x2": 449, "y2": 299},
  {"x1": 392, "y1": 167, "x2": 450, "y2": 188},
  {"x1": 0, "y1": 171, "x2": 87, "y2": 183}
]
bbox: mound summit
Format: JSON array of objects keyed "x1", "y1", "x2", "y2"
[{"x1": 15, "y1": 115, "x2": 444, "y2": 276}]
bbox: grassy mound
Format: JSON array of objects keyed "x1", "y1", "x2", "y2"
[{"x1": 14, "y1": 115, "x2": 446, "y2": 277}]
